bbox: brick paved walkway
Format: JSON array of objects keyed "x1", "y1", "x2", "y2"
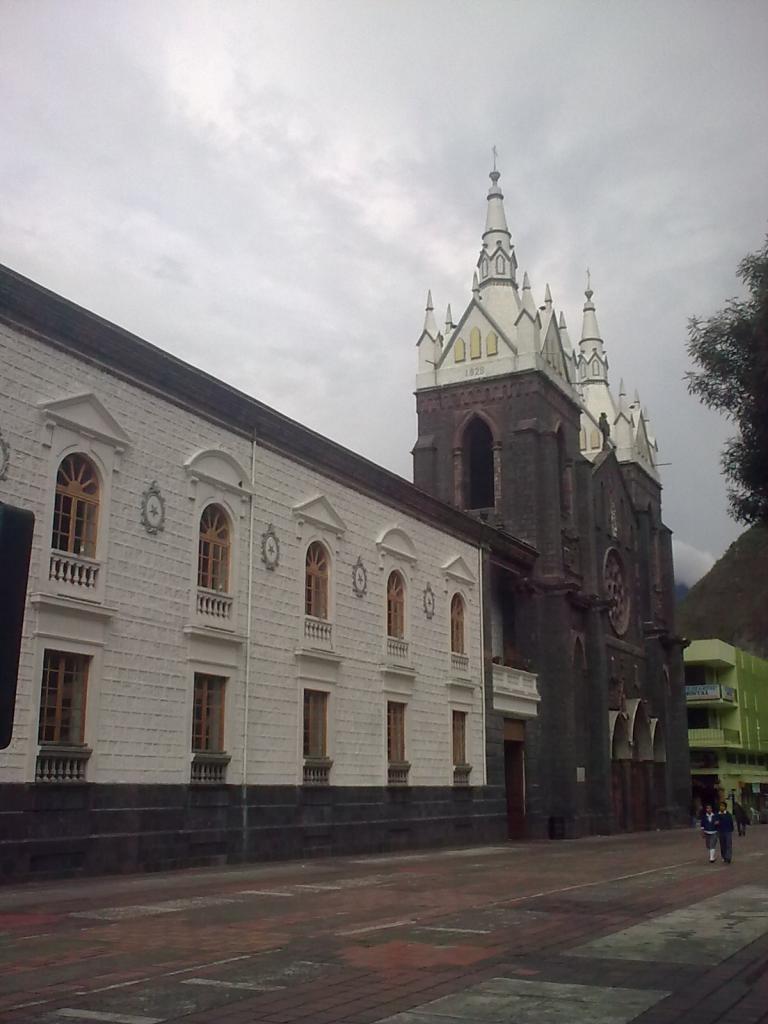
[{"x1": 1, "y1": 827, "x2": 767, "y2": 1023}]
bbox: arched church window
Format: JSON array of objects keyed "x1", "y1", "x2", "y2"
[
  {"x1": 486, "y1": 331, "x2": 498, "y2": 356},
  {"x1": 463, "y1": 417, "x2": 495, "y2": 509},
  {"x1": 52, "y1": 453, "x2": 100, "y2": 558},
  {"x1": 481, "y1": 257, "x2": 488, "y2": 278},
  {"x1": 470, "y1": 327, "x2": 481, "y2": 359},
  {"x1": 495, "y1": 255, "x2": 504, "y2": 274},
  {"x1": 454, "y1": 338, "x2": 466, "y2": 363}
]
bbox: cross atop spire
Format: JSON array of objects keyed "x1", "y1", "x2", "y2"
[{"x1": 492, "y1": 144, "x2": 498, "y2": 172}]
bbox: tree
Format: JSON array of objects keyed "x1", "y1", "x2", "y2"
[{"x1": 686, "y1": 235, "x2": 768, "y2": 524}]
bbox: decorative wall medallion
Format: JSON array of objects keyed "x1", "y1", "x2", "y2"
[
  {"x1": 140, "y1": 480, "x2": 166, "y2": 535},
  {"x1": 352, "y1": 556, "x2": 368, "y2": 598},
  {"x1": 604, "y1": 547, "x2": 630, "y2": 636},
  {"x1": 0, "y1": 429, "x2": 9, "y2": 481},
  {"x1": 422, "y1": 582, "x2": 435, "y2": 620},
  {"x1": 261, "y1": 523, "x2": 280, "y2": 570}
]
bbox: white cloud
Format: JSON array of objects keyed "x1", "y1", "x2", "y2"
[{"x1": 672, "y1": 539, "x2": 717, "y2": 587}]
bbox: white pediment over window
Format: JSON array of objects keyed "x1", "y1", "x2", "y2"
[
  {"x1": 292, "y1": 494, "x2": 347, "y2": 537},
  {"x1": 38, "y1": 393, "x2": 131, "y2": 450},
  {"x1": 184, "y1": 449, "x2": 252, "y2": 496},
  {"x1": 376, "y1": 526, "x2": 418, "y2": 565},
  {"x1": 442, "y1": 555, "x2": 476, "y2": 586}
]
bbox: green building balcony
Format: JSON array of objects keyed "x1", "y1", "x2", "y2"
[{"x1": 688, "y1": 727, "x2": 742, "y2": 748}]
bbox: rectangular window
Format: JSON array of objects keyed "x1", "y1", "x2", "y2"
[
  {"x1": 38, "y1": 650, "x2": 89, "y2": 744},
  {"x1": 387, "y1": 701, "x2": 406, "y2": 763},
  {"x1": 303, "y1": 690, "x2": 328, "y2": 758},
  {"x1": 192, "y1": 673, "x2": 226, "y2": 752},
  {"x1": 452, "y1": 710, "x2": 467, "y2": 765}
]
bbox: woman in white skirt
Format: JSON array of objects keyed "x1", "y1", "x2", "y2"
[{"x1": 700, "y1": 803, "x2": 719, "y2": 863}]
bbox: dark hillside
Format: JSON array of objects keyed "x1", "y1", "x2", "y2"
[{"x1": 677, "y1": 523, "x2": 768, "y2": 657}]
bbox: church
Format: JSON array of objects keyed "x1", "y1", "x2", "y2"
[{"x1": 0, "y1": 166, "x2": 690, "y2": 882}]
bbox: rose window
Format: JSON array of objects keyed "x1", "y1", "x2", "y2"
[{"x1": 604, "y1": 548, "x2": 630, "y2": 636}]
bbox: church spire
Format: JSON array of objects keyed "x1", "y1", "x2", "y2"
[
  {"x1": 578, "y1": 273, "x2": 609, "y2": 385},
  {"x1": 477, "y1": 157, "x2": 517, "y2": 287}
]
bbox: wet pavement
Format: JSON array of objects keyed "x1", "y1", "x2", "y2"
[{"x1": 1, "y1": 826, "x2": 767, "y2": 1023}]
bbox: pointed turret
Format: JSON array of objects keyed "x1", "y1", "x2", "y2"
[
  {"x1": 423, "y1": 289, "x2": 438, "y2": 339},
  {"x1": 544, "y1": 282, "x2": 553, "y2": 308},
  {"x1": 521, "y1": 272, "x2": 537, "y2": 317},
  {"x1": 558, "y1": 311, "x2": 573, "y2": 354},
  {"x1": 444, "y1": 304, "x2": 454, "y2": 335},
  {"x1": 472, "y1": 271, "x2": 480, "y2": 299}
]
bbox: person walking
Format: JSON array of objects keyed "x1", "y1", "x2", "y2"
[
  {"x1": 717, "y1": 801, "x2": 735, "y2": 864},
  {"x1": 733, "y1": 801, "x2": 748, "y2": 837},
  {"x1": 700, "y1": 804, "x2": 719, "y2": 864}
]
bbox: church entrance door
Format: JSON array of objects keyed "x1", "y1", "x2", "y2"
[{"x1": 503, "y1": 719, "x2": 526, "y2": 839}]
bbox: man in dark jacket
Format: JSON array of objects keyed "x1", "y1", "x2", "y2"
[{"x1": 717, "y1": 801, "x2": 735, "y2": 863}]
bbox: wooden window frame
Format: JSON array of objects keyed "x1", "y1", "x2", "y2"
[
  {"x1": 386, "y1": 570, "x2": 406, "y2": 639},
  {"x1": 192, "y1": 673, "x2": 226, "y2": 753},
  {"x1": 470, "y1": 327, "x2": 482, "y2": 359},
  {"x1": 38, "y1": 649, "x2": 89, "y2": 745},
  {"x1": 51, "y1": 453, "x2": 100, "y2": 558},
  {"x1": 454, "y1": 337, "x2": 466, "y2": 363},
  {"x1": 387, "y1": 701, "x2": 406, "y2": 764},
  {"x1": 452, "y1": 709, "x2": 467, "y2": 765},
  {"x1": 303, "y1": 689, "x2": 328, "y2": 758},
  {"x1": 305, "y1": 541, "x2": 330, "y2": 620},
  {"x1": 450, "y1": 593, "x2": 465, "y2": 655},
  {"x1": 198, "y1": 504, "x2": 231, "y2": 593}
]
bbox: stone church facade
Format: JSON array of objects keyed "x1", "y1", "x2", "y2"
[
  {"x1": 0, "y1": 169, "x2": 689, "y2": 881},
  {"x1": 413, "y1": 168, "x2": 690, "y2": 838}
]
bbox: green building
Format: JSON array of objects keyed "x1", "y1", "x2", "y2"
[{"x1": 685, "y1": 639, "x2": 768, "y2": 820}]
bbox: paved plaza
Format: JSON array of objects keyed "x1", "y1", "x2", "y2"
[{"x1": 1, "y1": 828, "x2": 767, "y2": 1024}]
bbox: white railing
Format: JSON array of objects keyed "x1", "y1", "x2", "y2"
[
  {"x1": 35, "y1": 748, "x2": 90, "y2": 783},
  {"x1": 196, "y1": 588, "x2": 233, "y2": 620},
  {"x1": 387, "y1": 637, "x2": 410, "y2": 662},
  {"x1": 304, "y1": 616, "x2": 333, "y2": 647},
  {"x1": 453, "y1": 763, "x2": 472, "y2": 786},
  {"x1": 190, "y1": 756, "x2": 228, "y2": 784},
  {"x1": 388, "y1": 762, "x2": 410, "y2": 786},
  {"x1": 303, "y1": 758, "x2": 332, "y2": 785},
  {"x1": 451, "y1": 652, "x2": 470, "y2": 675},
  {"x1": 49, "y1": 552, "x2": 99, "y2": 591}
]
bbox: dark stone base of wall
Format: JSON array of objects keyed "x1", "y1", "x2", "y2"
[{"x1": 0, "y1": 782, "x2": 508, "y2": 885}]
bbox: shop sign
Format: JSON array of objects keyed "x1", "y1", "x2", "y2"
[
  {"x1": 721, "y1": 686, "x2": 736, "y2": 702},
  {"x1": 685, "y1": 683, "x2": 721, "y2": 700}
]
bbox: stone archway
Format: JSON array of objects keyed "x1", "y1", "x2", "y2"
[
  {"x1": 628, "y1": 700, "x2": 653, "y2": 831},
  {"x1": 610, "y1": 711, "x2": 630, "y2": 830}
]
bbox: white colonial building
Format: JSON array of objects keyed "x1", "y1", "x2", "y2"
[{"x1": 0, "y1": 262, "x2": 538, "y2": 880}]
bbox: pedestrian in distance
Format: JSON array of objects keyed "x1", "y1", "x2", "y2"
[
  {"x1": 733, "y1": 801, "x2": 749, "y2": 837},
  {"x1": 700, "y1": 803, "x2": 719, "y2": 864},
  {"x1": 717, "y1": 801, "x2": 734, "y2": 864}
]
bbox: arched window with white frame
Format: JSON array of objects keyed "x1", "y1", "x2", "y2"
[
  {"x1": 51, "y1": 453, "x2": 100, "y2": 558},
  {"x1": 305, "y1": 541, "x2": 330, "y2": 620},
  {"x1": 450, "y1": 593, "x2": 465, "y2": 655},
  {"x1": 198, "y1": 504, "x2": 231, "y2": 593},
  {"x1": 386, "y1": 570, "x2": 406, "y2": 639}
]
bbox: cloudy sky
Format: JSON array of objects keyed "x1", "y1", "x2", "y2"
[{"x1": 3, "y1": 0, "x2": 767, "y2": 584}]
